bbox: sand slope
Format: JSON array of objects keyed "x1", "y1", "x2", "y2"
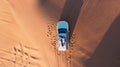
[{"x1": 0, "y1": 0, "x2": 120, "y2": 67}]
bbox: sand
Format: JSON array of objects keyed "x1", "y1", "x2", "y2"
[{"x1": 0, "y1": 0, "x2": 120, "y2": 67}]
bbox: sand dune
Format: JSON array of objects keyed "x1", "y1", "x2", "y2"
[{"x1": 0, "y1": 0, "x2": 120, "y2": 67}]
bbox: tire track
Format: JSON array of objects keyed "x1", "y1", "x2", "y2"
[{"x1": 0, "y1": 42, "x2": 41, "y2": 67}]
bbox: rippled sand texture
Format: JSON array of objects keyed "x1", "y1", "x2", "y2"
[{"x1": 0, "y1": 0, "x2": 120, "y2": 67}]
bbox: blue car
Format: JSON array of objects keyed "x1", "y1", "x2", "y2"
[{"x1": 57, "y1": 21, "x2": 69, "y2": 51}]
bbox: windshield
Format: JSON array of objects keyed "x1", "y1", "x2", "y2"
[{"x1": 58, "y1": 28, "x2": 67, "y2": 33}]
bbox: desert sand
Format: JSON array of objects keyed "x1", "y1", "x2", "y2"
[{"x1": 0, "y1": 0, "x2": 120, "y2": 67}]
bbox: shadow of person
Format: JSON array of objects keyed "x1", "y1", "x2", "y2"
[
  {"x1": 85, "y1": 15, "x2": 120, "y2": 67},
  {"x1": 59, "y1": 0, "x2": 83, "y2": 39}
]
